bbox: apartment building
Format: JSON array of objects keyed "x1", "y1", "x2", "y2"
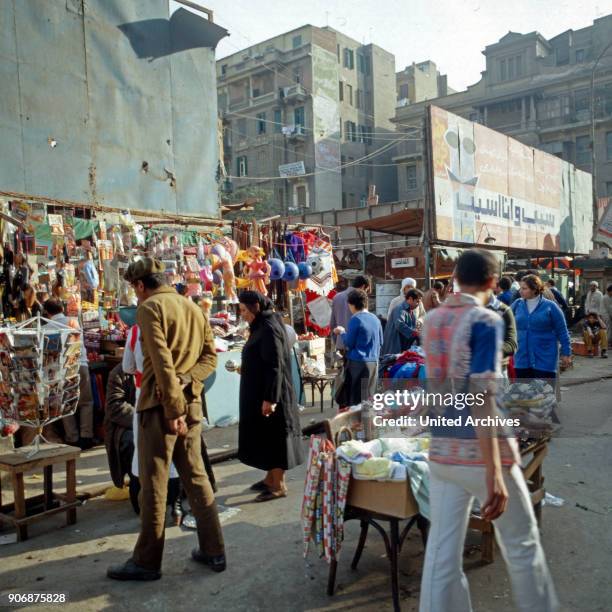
[
  {"x1": 217, "y1": 25, "x2": 397, "y2": 213},
  {"x1": 396, "y1": 60, "x2": 454, "y2": 106},
  {"x1": 392, "y1": 14, "x2": 612, "y2": 205}
]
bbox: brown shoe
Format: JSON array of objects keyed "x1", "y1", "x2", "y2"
[{"x1": 254, "y1": 488, "x2": 288, "y2": 502}]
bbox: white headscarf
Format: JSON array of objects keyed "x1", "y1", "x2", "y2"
[{"x1": 401, "y1": 277, "x2": 416, "y2": 291}]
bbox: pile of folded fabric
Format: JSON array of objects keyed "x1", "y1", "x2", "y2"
[{"x1": 336, "y1": 437, "x2": 431, "y2": 519}]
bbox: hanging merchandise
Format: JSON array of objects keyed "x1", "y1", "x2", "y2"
[
  {"x1": 283, "y1": 262, "x2": 299, "y2": 282},
  {"x1": 0, "y1": 315, "x2": 82, "y2": 455},
  {"x1": 298, "y1": 262, "x2": 312, "y2": 280},
  {"x1": 268, "y1": 257, "x2": 285, "y2": 281},
  {"x1": 244, "y1": 246, "x2": 271, "y2": 295}
]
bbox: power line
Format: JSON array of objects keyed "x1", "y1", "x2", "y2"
[{"x1": 226, "y1": 134, "x2": 411, "y2": 181}]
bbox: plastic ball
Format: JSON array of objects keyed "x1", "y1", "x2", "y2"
[
  {"x1": 308, "y1": 256, "x2": 324, "y2": 275},
  {"x1": 298, "y1": 262, "x2": 312, "y2": 279},
  {"x1": 282, "y1": 262, "x2": 299, "y2": 282},
  {"x1": 213, "y1": 269, "x2": 224, "y2": 285},
  {"x1": 268, "y1": 258, "x2": 285, "y2": 281}
]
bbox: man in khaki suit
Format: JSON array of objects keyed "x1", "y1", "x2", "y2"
[{"x1": 108, "y1": 258, "x2": 225, "y2": 581}]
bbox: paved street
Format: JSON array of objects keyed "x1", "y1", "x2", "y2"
[{"x1": 1, "y1": 363, "x2": 611, "y2": 611}]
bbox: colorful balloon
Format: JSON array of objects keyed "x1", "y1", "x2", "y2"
[{"x1": 268, "y1": 258, "x2": 285, "y2": 281}]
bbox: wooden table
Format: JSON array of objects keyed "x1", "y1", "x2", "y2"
[
  {"x1": 302, "y1": 373, "x2": 337, "y2": 412},
  {"x1": 0, "y1": 444, "x2": 81, "y2": 541},
  {"x1": 468, "y1": 436, "x2": 549, "y2": 563}
]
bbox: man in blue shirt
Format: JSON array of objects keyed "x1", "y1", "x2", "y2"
[
  {"x1": 333, "y1": 289, "x2": 382, "y2": 406},
  {"x1": 496, "y1": 276, "x2": 513, "y2": 305}
]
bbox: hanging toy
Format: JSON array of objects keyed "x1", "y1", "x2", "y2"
[
  {"x1": 298, "y1": 261, "x2": 313, "y2": 279},
  {"x1": 268, "y1": 258, "x2": 285, "y2": 281},
  {"x1": 213, "y1": 269, "x2": 224, "y2": 285},
  {"x1": 282, "y1": 261, "x2": 299, "y2": 282},
  {"x1": 308, "y1": 255, "x2": 324, "y2": 275},
  {"x1": 211, "y1": 243, "x2": 238, "y2": 302},
  {"x1": 245, "y1": 246, "x2": 271, "y2": 296}
]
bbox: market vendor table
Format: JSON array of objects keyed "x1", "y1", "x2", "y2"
[
  {"x1": 468, "y1": 436, "x2": 550, "y2": 563},
  {"x1": 0, "y1": 444, "x2": 81, "y2": 541},
  {"x1": 303, "y1": 372, "x2": 337, "y2": 412}
]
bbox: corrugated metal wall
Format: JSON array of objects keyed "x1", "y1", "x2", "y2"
[{"x1": 0, "y1": 0, "x2": 226, "y2": 217}]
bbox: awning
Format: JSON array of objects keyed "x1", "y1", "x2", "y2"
[{"x1": 353, "y1": 208, "x2": 424, "y2": 236}]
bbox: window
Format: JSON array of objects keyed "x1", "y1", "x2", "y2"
[
  {"x1": 406, "y1": 165, "x2": 417, "y2": 190},
  {"x1": 256, "y1": 112, "x2": 266, "y2": 134},
  {"x1": 341, "y1": 155, "x2": 346, "y2": 175},
  {"x1": 359, "y1": 125, "x2": 372, "y2": 144},
  {"x1": 294, "y1": 106, "x2": 305, "y2": 127},
  {"x1": 339, "y1": 81, "x2": 344, "y2": 102},
  {"x1": 515, "y1": 54, "x2": 522, "y2": 77},
  {"x1": 237, "y1": 155, "x2": 248, "y2": 177},
  {"x1": 339, "y1": 118, "x2": 343, "y2": 139},
  {"x1": 575, "y1": 135, "x2": 591, "y2": 166},
  {"x1": 500, "y1": 59, "x2": 506, "y2": 81},
  {"x1": 296, "y1": 185, "x2": 307, "y2": 208},
  {"x1": 508, "y1": 57, "x2": 515, "y2": 80},
  {"x1": 356, "y1": 89, "x2": 361, "y2": 109},
  {"x1": 293, "y1": 66, "x2": 302, "y2": 84},
  {"x1": 342, "y1": 192, "x2": 347, "y2": 208},
  {"x1": 575, "y1": 89, "x2": 590, "y2": 113},
  {"x1": 343, "y1": 48, "x2": 354, "y2": 70},
  {"x1": 607, "y1": 132, "x2": 612, "y2": 160},
  {"x1": 237, "y1": 118, "x2": 247, "y2": 139},
  {"x1": 274, "y1": 109, "x2": 282, "y2": 133},
  {"x1": 221, "y1": 64, "x2": 228, "y2": 75},
  {"x1": 358, "y1": 53, "x2": 366, "y2": 73},
  {"x1": 337, "y1": 44, "x2": 341, "y2": 62},
  {"x1": 346, "y1": 84, "x2": 353, "y2": 106},
  {"x1": 347, "y1": 156, "x2": 355, "y2": 176},
  {"x1": 576, "y1": 49, "x2": 585, "y2": 63},
  {"x1": 606, "y1": 182, "x2": 612, "y2": 197},
  {"x1": 292, "y1": 35, "x2": 302, "y2": 49},
  {"x1": 399, "y1": 84, "x2": 409, "y2": 100},
  {"x1": 344, "y1": 121, "x2": 357, "y2": 142}
]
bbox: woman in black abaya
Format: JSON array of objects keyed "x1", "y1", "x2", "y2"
[{"x1": 237, "y1": 291, "x2": 304, "y2": 502}]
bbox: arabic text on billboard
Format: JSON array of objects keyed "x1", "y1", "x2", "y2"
[{"x1": 429, "y1": 106, "x2": 593, "y2": 254}]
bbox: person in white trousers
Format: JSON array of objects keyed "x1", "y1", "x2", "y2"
[{"x1": 420, "y1": 248, "x2": 558, "y2": 612}]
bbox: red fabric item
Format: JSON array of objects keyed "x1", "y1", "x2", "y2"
[{"x1": 507, "y1": 355, "x2": 516, "y2": 380}]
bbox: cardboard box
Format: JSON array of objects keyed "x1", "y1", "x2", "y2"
[
  {"x1": 299, "y1": 337, "x2": 326, "y2": 356},
  {"x1": 347, "y1": 477, "x2": 419, "y2": 519}
]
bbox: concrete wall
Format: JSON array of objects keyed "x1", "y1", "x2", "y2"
[{"x1": 0, "y1": 0, "x2": 226, "y2": 217}]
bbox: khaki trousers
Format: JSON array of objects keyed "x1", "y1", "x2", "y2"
[
  {"x1": 132, "y1": 401, "x2": 224, "y2": 570},
  {"x1": 583, "y1": 329, "x2": 608, "y2": 353}
]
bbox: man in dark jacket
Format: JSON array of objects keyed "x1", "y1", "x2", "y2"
[
  {"x1": 546, "y1": 279, "x2": 568, "y2": 312},
  {"x1": 486, "y1": 293, "x2": 518, "y2": 374},
  {"x1": 104, "y1": 364, "x2": 136, "y2": 493}
]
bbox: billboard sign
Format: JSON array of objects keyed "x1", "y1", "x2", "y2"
[
  {"x1": 428, "y1": 106, "x2": 593, "y2": 254},
  {"x1": 595, "y1": 198, "x2": 612, "y2": 248}
]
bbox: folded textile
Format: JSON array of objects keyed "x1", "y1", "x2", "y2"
[
  {"x1": 335, "y1": 439, "x2": 382, "y2": 464},
  {"x1": 353, "y1": 457, "x2": 396, "y2": 480}
]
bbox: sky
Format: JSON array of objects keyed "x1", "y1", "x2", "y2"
[{"x1": 171, "y1": 0, "x2": 610, "y2": 90}]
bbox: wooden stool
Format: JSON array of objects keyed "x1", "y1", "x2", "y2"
[{"x1": 0, "y1": 443, "x2": 81, "y2": 541}]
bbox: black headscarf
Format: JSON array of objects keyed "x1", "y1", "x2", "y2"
[{"x1": 239, "y1": 290, "x2": 274, "y2": 315}]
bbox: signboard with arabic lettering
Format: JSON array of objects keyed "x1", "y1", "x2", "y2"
[
  {"x1": 596, "y1": 198, "x2": 612, "y2": 248},
  {"x1": 428, "y1": 105, "x2": 593, "y2": 254}
]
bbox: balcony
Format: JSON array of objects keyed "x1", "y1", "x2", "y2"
[
  {"x1": 286, "y1": 125, "x2": 306, "y2": 142},
  {"x1": 280, "y1": 84, "x2": 308, "y2": 105}
]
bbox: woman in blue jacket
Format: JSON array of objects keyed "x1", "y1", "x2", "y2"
[{"x1": 511, "y1": 274, "x2": 571, "y2": 378}]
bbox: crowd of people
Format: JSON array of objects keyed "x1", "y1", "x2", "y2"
[{"x1": 38, "y1": 250, "x2": 600, "y2": 609}]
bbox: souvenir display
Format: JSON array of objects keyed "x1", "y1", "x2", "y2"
[{"x1": 0, "y1": 315, "x2": 82, "y2": 455}]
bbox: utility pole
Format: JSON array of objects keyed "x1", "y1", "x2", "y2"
[{"x1": 590, "y1": 40, "x2": 612, "y2": 246}]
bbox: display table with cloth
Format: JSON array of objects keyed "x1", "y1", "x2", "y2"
[{"x1": 321, "y1": 410, "x2": 429, "y2": 612}]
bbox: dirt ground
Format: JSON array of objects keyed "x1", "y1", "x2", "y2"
[{"x1": 0, "y1": 357, "x2": 611, "y2": 611}]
